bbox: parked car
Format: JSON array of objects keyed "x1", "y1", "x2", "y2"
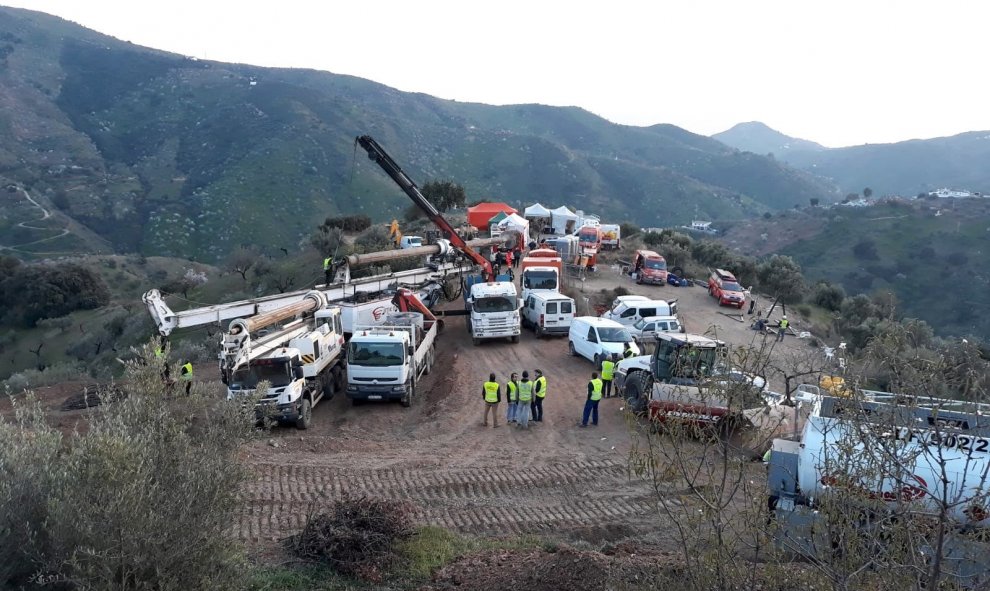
[
  {"x1": 601, "y1": 299, "x2": 678, "y2": 327},
  {"x1": 568, "y1": 317, "x2": 639, "y2": 366},
  {"x1": 521, "y1": 292, "x2": 574, "y2": 337},
  {"x1": 628, "y1": 315, "x2": 683, "y2": 342},
  {"x1": 708, "y1": 268, "x2": 746, "y2": 309}
]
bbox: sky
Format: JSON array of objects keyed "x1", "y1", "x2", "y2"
[{"x1": 5, "y1": 0, "x2": 990, "y2": 148}]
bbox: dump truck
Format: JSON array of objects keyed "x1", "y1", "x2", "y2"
[{"x1": 345, "y1": 289, "x2": 438, "y2": 407}]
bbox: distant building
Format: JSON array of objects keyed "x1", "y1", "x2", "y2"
[{"x1": 929, "y1": 188, "x2": 977, "y2": 199}]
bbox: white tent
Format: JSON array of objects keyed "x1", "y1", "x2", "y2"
[
  {"x1": 495, "y1": 213, "x2": 530, "y2": 246},
  {"x1": 523, "y1": 203, "x2": 552, "y2": 219},
  {"x1": 550, "y1": 206, "x2": 578, "y2": 235}
]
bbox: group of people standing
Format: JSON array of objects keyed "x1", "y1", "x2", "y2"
[
  {"x1": 482, "y1": 369, "x2": 546, "y2": 429},
  {"x1": 482, "y1": 364, "x2": 627, "y2": 430},
  {"x1": 490, "y1": 247, "x2": 522, "y2": 277}
]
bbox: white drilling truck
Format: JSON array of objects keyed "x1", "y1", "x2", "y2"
[
  {"x1": 219, "y1": 291, "x2": 345, "y2": 429},
  {"x1": 345, "y1": 289, "x2": 438, "y2": 407}
]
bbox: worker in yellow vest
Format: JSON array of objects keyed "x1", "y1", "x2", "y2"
[
  {"x1": 516, "y1": 371, "x2": 534, "y2": 429},
  {"x1": 532, "y1": 369, "x2": 547, "y2": 422},
  {"x1": 600, "y1": 354, "x2": 616, "y2": 398},
  {"x1": 482, "y1": 373, "x2": 501, "y2": 428},
  {"x1": 777, "y1": 315, "x2": 789, "y2": 342},
  {"x1": 180, "y1": 361, "x2": 193, "y2": 395},
  {"x1": 505, "y1": 372, "x2": 520, "y2": 424},
  {"x1": 622, "y1": 343, "x2": 635, "y2": 359},
  {"x1": 580, "y1": 372, "x2": 604, "y2": 427},
  {"x1": 323, "y1": 256, "x2": 333, "y2": 285}
]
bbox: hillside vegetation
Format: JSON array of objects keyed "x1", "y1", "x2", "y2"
[
  {"x1": 0, "y1": 7, "x2": 834, "y2": 263},
  {"x1": 720, "y1": 199, "x2": 990, "y2": 339}
]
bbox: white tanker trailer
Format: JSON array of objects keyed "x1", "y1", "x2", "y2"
[{"x1": 769, "y1": 392, "x2": 990, "y2": 586}]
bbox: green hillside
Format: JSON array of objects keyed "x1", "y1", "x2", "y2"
[
  {"x1": 0, "y1": 7, "x2": 835, "y2": 263},
  {"x1": 750, "y1": 200, "x2": 990, "y2": 339}
]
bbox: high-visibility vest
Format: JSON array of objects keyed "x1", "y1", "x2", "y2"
[
  {"x1": 590, "y1": 379, "x2": 603, "y2": 401},
  {"x1": 323, "y1": 257, "x2": 332, "y2": 271},
  {"x1": 518, "y1": 380, "x2": 534, "y2": 402},
  {"x1": 506, "y1": 381, "x2": 518, "y2": 402},
  {"x1": 601, "y1": 360, "x2": 615, "y2": 380},
  {"x1": 180, "y1": 362, "x2": 193, "y2": 380},
  {"x1": 763, "y1": 449, "x2": 772, "y2": 463},
  {"x1": 483, "y1": 381, "x2": 499, "y2": 403},
  {"x1": 154, "y1": 346, "x2": 164, "y2": 359},
  {"x1": 535, "y1": 376, "x2": 547, "y2": 399},
  {"x1": 623, "y1": 348, "x2": 634, "y2": 359},
  {"x1": 779, "y1": 319, "x2": 789, "y2": 329}
]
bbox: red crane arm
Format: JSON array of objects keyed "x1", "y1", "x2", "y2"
[{"x1": 355, "y1": 135, "x2": 494, "y2": 281}]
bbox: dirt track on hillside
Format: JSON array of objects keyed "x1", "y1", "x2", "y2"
[{"x1": 238, "y1": 266, "x2": 817, "y2": 550}]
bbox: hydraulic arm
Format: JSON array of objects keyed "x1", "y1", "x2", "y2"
[{"x1": 355, "y1": 135, "x2": 495, "y2": 281}]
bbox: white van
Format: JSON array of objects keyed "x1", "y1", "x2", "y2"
[
  {"x1": 522, "y1": 292, "x2": 575, "y2": 337},
  {"x1": 602, "y1": 299, "x2": 678, "y2": 327},
  {"x1": 628, "y1": 315, "x2": 683, "y2": 343},
  {"x1": 568, "y1": 317, "x2": 639, "y2": 366}
]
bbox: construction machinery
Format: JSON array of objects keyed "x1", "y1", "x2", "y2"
[
  {"x1": 346, "y1": 289, "x2": 438, "y2": 407},
  {"x1": 220, "y1": 291, "x2": 345, "y2": 429},
  {"x1": 355, "y1": 135, "x2": 521, "y2": 345},
  {"x1": 768, "y1": 392, "x2": 990, "y2": 588},
  {"x1": 615, "y1": 332, "x2": 770, "y2": 429}
]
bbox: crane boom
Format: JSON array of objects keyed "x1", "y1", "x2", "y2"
[
  {"x1": 355, "y1": 135, "x2": 495, "y2": 281},
  {"x1": 143, "y1": 260, "x2": 470, "y2": 336}
]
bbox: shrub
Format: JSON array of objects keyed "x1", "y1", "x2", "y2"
[
  {"x1": 3, "y1": 362, "x2": 87, "y2": 393},
  {"x1": 0, "y1": 347, "x2": 254, "y2": 589},
  {"x1": 292, "y1": 496, "x2": 416, "y2": 581},
  {"x1": 322, "y1": 214, "x2": 372, "y2": 232},
  {"x1": 796, "y1": 304, "x2": 812, "y2": 318},
  {"x1": 0, "y1": 262, "x2": 111, "y2": 326},
  {"x1": 812, "y1": 281, "x2": 846, "y2": 311}
]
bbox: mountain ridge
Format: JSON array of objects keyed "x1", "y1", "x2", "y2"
[{"x1": 0, "y1": 7, "x2": 835, "y2": 261}]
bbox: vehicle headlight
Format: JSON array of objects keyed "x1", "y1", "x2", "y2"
[{"x1": 391, "y1": 385, "x2": 407, "y2": 392}]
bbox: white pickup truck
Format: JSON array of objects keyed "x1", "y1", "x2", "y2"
[{"x1": 345, "y1": 312, "x2": 437, "y2": 407}]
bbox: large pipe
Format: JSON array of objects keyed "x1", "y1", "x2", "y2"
[
  {"x1": 345, "y1": 237, "x2": 505, "y2": 267},
  {"x1": 229, "y1": 291, "x2": 326, "y2": 335}
]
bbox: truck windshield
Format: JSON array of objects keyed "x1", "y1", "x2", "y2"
[
  {"x1": 668, "y1": 347, "x2": 720, "y2": 380},
  {"x1": 722, "y1": 281, "x2": 742, "y2": 291},
  {"x1": 523, "y1": 270, "x2": 558, "y2": 290},
  {"x1": 348, "y1": 342, "x2": 404, "y2": 367},
  {"x1": 598, "y1": 327, "x2": 633, "y2": 342},
  {"x1": 231, "y1": 362, "x2": 292, "y2": 389},
  {"x1": 645, "y1": 259, "x2": 667, "y2": 270},
  {"x1": 473, "y1": 296, "x2": 517, "y2": 313}
]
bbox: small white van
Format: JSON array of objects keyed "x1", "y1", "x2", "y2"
[
  {"x1": 602, "y1": 299, "x2": 678, "y2": 327},
  {"x1": 522, "y1": 292, "x2": 575, "y2": 337},
  {"x1": 568, "y1": 317, "x2": 639, "y2": 366}
]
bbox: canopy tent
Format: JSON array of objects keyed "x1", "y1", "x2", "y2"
[
  {"x1": 494, "y1": 213, "x2": 530, "y2": 249},
  {"x1": 523, "y1": 203, "x2": 552, "y2": 219},
  {"x1": 550, "y1": 206, "x2": 578, "y2": 235},
  {"x1": 487, "y1": 211, "x2": 509, "y2": 225},
  {"x1": 467, "y1": 202, "x2": 517, "y2": 230}
]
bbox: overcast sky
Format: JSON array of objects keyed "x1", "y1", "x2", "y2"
[{"x1": 6, "y1": 0, "x2": 989, "y2": 147}]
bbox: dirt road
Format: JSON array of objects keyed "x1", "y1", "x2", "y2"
[{"x1": 239, "y1": 267, "x2": 818, "y2": 548}]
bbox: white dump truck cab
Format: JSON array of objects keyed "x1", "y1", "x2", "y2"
[
  {"x1": 466, "y1": 281, "x2": 521, "y2": 345},
  {"x1": 346, "y1": 311, "x2": 437, "y2": 407},
  {"x1": 520, "y1": 266, "x2": 561, "y2": 301}
]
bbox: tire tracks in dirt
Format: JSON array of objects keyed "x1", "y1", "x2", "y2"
[{"x1": 238, "y1": 459, "x2": 658, "y2": 542}]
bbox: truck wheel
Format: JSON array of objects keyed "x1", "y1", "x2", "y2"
[
  {"x1": 424, "y1": 346, "x2": 434, "y2": 375},
  {"x1": 472, "y1": 337, "x2": 481, "y2": 346},
  {"x1": 594, "y1": 353, "x2": 601, "y2": 368},
  {"x1": 535, "y1": 325, "x2": 544, "y2": 338},
  {"x1": 322, "y1": 375, "x2": 335, "y2": 400},
  {"x1": 296, "y1": 398, "x2": 312, "y2": 430},
  {"x1": 401, "y1": 382, "x2": 414, "y2": 408},
  {"x1": 333, "y1": 365, "x2": 345, "y2": 392},
  {"x1": 510, "y1": 335, "x2": 519, "y2": 344},
  {"x1": 626, "y1": 372, "x2": 651, "y2": 414},
  {"x1": 466, "y1": 318, "x2": 473, "y2": 334},
  {"x1": 568, "y1": 341, "x2": 577, "y2": 356}
]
